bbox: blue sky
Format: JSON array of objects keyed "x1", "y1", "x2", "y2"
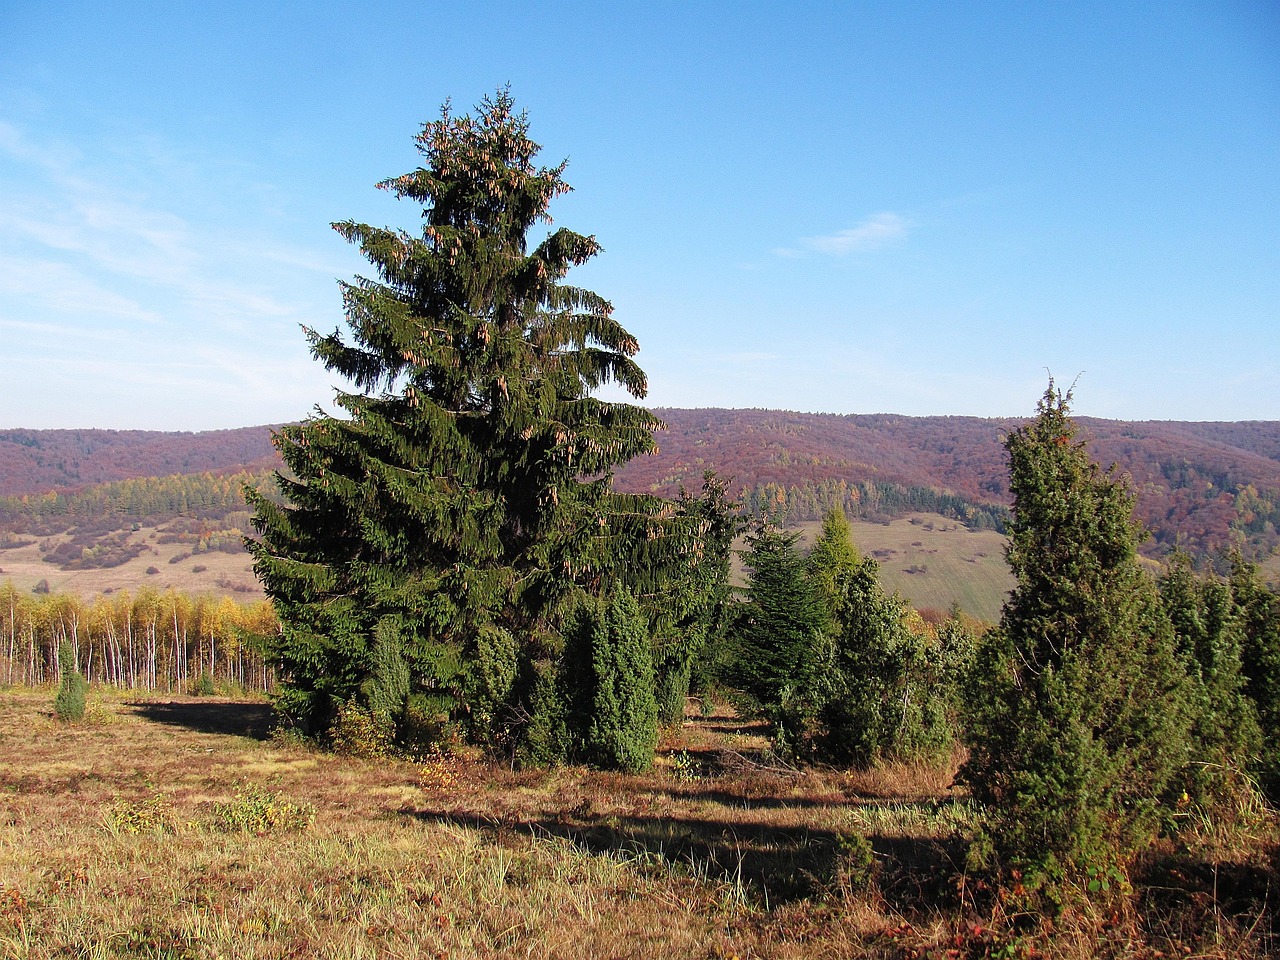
[{"x1": 2, "y1": 1, "x2": 1277, "y2": 430}]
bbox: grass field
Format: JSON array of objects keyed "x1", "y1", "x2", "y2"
[
  {"x1": 778, "y1": 514, "x2": 1014, "y2": 623},
  {"x1": 5, "y1": 510, "x2": 1273, "y2": 621},
  {"x1": 5, "y1": 513, "x2": 1002, "y2": 616},
  {"x1": 0, "y1": 527, "x2": 262, "y2": 600},
  {"x1": 2, "y1": 689, "x2": 1276, "y2": 958}
]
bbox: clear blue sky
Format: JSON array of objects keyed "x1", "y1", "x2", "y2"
[{"x1": 2, "y1": 1, "x2": 1277, "y2": 430}]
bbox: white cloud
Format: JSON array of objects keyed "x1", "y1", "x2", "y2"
[{"x1": 775, "y1": 212, "x2": 911, "y2": 258}]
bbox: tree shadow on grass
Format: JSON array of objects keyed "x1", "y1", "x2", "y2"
[
  {"x1": 406, "y1": 803, "x2": 965, "y2": 911},
  {"x1": 1136, "y1": 851, "x2": 1279, "y2": 947},
  {"x1": 130, "y1": 700, "x2": 275, "y2": 740}
]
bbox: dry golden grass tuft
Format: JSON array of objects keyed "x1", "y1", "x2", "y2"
[{"x1": 1, "y1": 689, "x2": 1277, "y2": 958}]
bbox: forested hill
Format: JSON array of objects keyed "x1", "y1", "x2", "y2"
[
  {"x1": 611, "y1": 409, "x2": 1280, "y2": 561},
  {"x1": 0, "y1": 426, "x2": 280, "y2": 496},
  {"x1": 3, "y1": 411, "x2": 1280, "y2": 563}
]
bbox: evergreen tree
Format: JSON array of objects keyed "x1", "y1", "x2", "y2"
[
  {"x1": 960, "y1": 382, "x2": 1192, "y2": 893},
  {"x1": 53, "y1": 639, "x2": 88, "y2": 722},
  {"x1": 1159, "y1": 553, "x2": 1260, "y2": 809},
  {"x1": 728, "y1": 520, "x2": 827, "y2": 750},
  {"x1": 806, "y1": 508, "x2": 861, "y2": 619},
  {"x1": 580, "y1": 585, "x2": 659, "y2": 772},
  {"x1": 651, "y1": 471, "x2": 742, "y2": 721},
  {"x1": 247, "y1": 92, "x2": 688, "y2": 740},
  {"x1": 815, "y1": 555, "x2": 955, "y2": 765},
  {"x1": 1228, "y1": 556, "x2": 1280, "y2": 800}
]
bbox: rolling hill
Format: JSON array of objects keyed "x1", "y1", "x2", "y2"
[
  {"x1": 3, "y1": 410, "x2": 1279, "y2": 607},
  {"x1": 0, "y1": 426, "x2": 280, "y2": 496}
]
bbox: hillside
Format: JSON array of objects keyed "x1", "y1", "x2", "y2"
[
  {"x1": 3, "y1": 410, "x2": 1280, "y2": 581},
  {"x1": 614, "y1": 409, "x2": 1280, "y2": 561},
  {"x1": 0, "y1": 426, "x2": 280, "y2": 496}
]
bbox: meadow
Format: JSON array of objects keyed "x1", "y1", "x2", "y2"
[
  {"x1": 0, "y1": 527, "x2": 261, "y2": 601},
  {"x1": 2, "y1": 511, "x2": 1005, "y2": 618},
  {"x1": 793, "y1": 514, "x2": 1014, "y2": 623},
  {"x1": 3, "y1": 690, "x2": 1276, "y2": 959}
]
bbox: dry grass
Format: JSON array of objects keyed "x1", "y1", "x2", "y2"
[
  {"x1": 1, "y1": 690, "x2": 1277, "y2": 959},
  {"x1": 0, "y1": 528, "x2": 261, "y2": 600},
  {"x1": 788, "y1": 513, "x2": 1014, "y2": 622}
]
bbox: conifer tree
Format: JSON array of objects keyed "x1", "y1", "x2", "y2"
[
  {"x1": 247, "y1": 92, "x2": 686, "y2": 738},
  {"x1": 53, "y1": 639, "x2": 88, "y2": 722},
  {"x1": 1159, "y1": 553, "x2": 1260, "y2": 808},
  {"x1": 729, "y1": 521, "x2": 828, "y2": 750},
  {"x1": 651, "y1": 472, "x2": 742, "y2": 721},
  {"x1": 960, "y1": 382, "x2": 1192, "y2": 893},
  {"x1": 1229, "y1": 557, "x2": 1280, "y2": 800},
  {"x1": 814, "y1": 554, "x2": 955, "y2": 765},
  {"x1": 806, "y1": 508, "x2": 861, "y2": 618},
  {"x1": 583, "y1": 585, "x2": 659, "y2": 772}
]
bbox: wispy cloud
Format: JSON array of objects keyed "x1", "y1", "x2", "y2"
[
  {"x1": 0, "y1": 121, "x2": 336, "y2": 334},
  {"x1": 0, "y1": 118, "x2": 352, "y2": 426},
  {"x1": 0, "y1": 257, "x2": 162, "y2": 322},
  {"x1": 775, "y1": 212, "x2": 911, "y2": 258}
]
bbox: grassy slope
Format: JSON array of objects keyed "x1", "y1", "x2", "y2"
[
  {"x1": 2, "y1": 692, "x2": 1274, "y2": 959},
  {"x1": 796, "y1": 514, "x2": 1014, "y2": 623},
  {"x1": 0, "y1": 526, "x2": 262, "y2": 600},
  {"x1": 2, "y1": 511, "x2": 1012, "y2": 616},
  {"x1": 731, "y1": 512, "x2": 1013, "y2": 622},
  {"x1": 4, "y1": 510, "x2": 1270, "y2": 615}
]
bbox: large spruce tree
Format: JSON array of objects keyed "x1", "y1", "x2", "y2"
[
  {"x1": 960, "y1": 382, "x2": 1192, "y2": 894},
  {"x1": 248, "y1": 92, "x2": 683, "y2": 738}
]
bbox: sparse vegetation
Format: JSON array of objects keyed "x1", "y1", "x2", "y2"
[{"x1": 3, "y1": 691, "x2": 1276, "y2": 958}]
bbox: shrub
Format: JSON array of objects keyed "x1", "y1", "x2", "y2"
[
  {"x1": 53, "y1": 641, "x2": 88, "y2": 722},
  {"x1": 814, "y1": 557, "x2": 958, "y2": 766},
  {"x1": 1229, "y1": 557, "x2": 1280, "y2": 802},
  {"x1": 193, "y1": 671, "x2": 216, "y2": 696},
  {"x1": 584, "y1": 587, "x2": 658, "y2": 773},
  {"x1": 360, "y1": 619, "x2": 410, "y2": 722},
  {"x1": 559, "y1": 586, "x2": 659, "y2": 772},
  {"x1": 1159, "y1": 554, "x2": 1261, "y2": 817},
  {"x1": 515, "y1": 659, "x2": 569, "y2": 768},
  {"x1": 830, "y1": 829, "x2": 878, "y2": 894},
  {"x1": 106, "y1": 792, "x2": 180, "y2": 835},
  {"x1": 214, "y1": 783, "x2": 314, "y2": 833},
  {"x1": 462, "y1": 622, "x2": 518, "y2": 744},
  {"x1": 329, "y1": 699, "x2": 395, "y2": 759}
]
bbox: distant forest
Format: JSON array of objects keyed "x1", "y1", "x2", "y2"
[{"x1": 2, "y1": 410, "x2": 1279, "y2": 571}]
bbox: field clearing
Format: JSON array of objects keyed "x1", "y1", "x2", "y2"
[
  {"x1": 0, "y1": 526, "x2": 262, "y2": 600},
  {"x1": 786, "y1": 514, "x2": 1014, "y2": 623},
  {"x1": 2, "y1": 690, "x2": 1276, "y2": 958}
]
